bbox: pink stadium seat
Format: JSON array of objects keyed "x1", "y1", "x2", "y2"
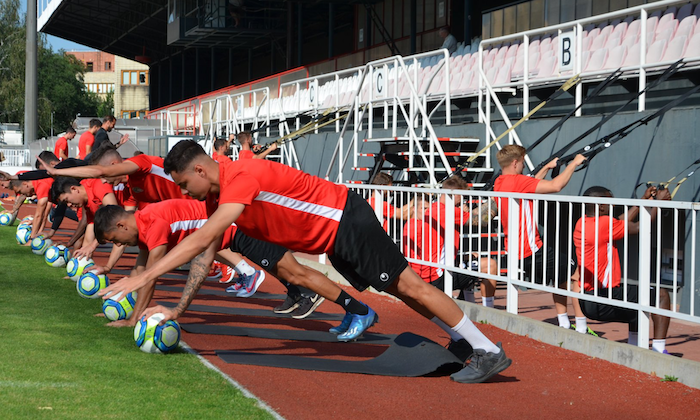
[
  {"x1": 449, "y1": 71, "x2": 463, "y2": 92},
  {"x1": 550, "y1": 35, "x2": 559, "y2": 51},
  {"x1": 494, "y1": 45, "x2": 509, "y2": 63},
  {"x1": 484, "y1": 67, "x2": 498, "y2": 84},
  {"x1": 646, "y1": 39, "x2": 668, "y2": 64},
  {"x1": 584, "y1": 48, "x2": 608, "y2": 72},
  {"x1": 605, "y1": 34, "x2": 622, "y2": 49},
  {"x1": 675, "y1": 16, "x2": 697, "y2": 39},
  {"x1": 590, "y1": 33, "x2": 609, "y2": 51},
  {"x1": 533, "y1": 55, "x2": 558, "y2": 79},
  {"x1": 626, "y1": 19, "x2": 641, "y2": 39},
  {"x1": 506, "y1": 43, "x2": 519, "y2": 59},
  {"x1": 539, "y1": 36, "x2": 552, "y2": 52},
  {"x1": 656, "y1": 28, "x2": 674, "y2": 45},
  {"x1": 599, "y1": 24, "x2": 613, "y2": 39},
  {"x1": 623, "y1": 43, "x2": 640, "y2": 67},
  {"x1": 661, "y1": 35, "x2": 687, "y2": 61},
  {"x1": 655, "y1": 17, "x2": 678, "y2": 37},
  {"x1": 677, "y1": 3, "x2": 693, "y2": 21},
  {"x1": 646, "y1": 31, "x2": 656, "y2": 49},
  {"x1": 621, "y1": 33, "x2": 638, "y2": 50},
  {"x1": 427, "y1": 75, "x2": 443, "y2": 96},
  {"x1": 583, "y1": 23, "x2": 597, "y2": 34},
  {"x1": 494, "y1": 61, "x2": 513, "y2": 85},
  {"x1": 580, "y1": 50, "x2": 591, "y2": 70},
  {"x1": 582, "y1": 36, "x2": 593, "y2": 52},
  {"x1": 604, "y1": 45, "x2": 628, "y2": 69},
  {"x1": 683, "y1": 33, "x2": 700, "y2": 58},
  {"x1": 529, "y1": 39, "x2": 541, "y2": 54},
  {"x1": 645, "y1": 16, "x2": 660, "y2": 34},
  {"x1": 611, "y1": 21, "x2": 628, "y2": 40},
  {"x1": 513, "y1": 51, "x2": 540, "y2": 78}
]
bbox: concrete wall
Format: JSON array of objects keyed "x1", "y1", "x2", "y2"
[{"x1": 114, "y1": 56, "x2": 150, "y2": 118}]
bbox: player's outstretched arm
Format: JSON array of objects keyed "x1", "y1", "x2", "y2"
[
  {"x1": 535, "y1": 154, "x2": 587, "y2": 194},
  {"x1": 139, "y1": 241, "x2": 219, "y2": 325},
  {"x1": 38, "y1": 158, "x2": 140, "y2": 179},
  {"x1": 98, "y1": 202, "x2": 244, "y2": 300}
]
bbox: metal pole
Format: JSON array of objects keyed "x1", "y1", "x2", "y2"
[{"x1": 24, "y1": 0, "x2": 38, "y2": 144}]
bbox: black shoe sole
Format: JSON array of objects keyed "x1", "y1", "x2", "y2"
[
  {"x1": 290, "y1": 297, "x2": 325, "y2": 319},
  {"x1": 273, "y1": 302, "x2": 300, "y2": 314}
]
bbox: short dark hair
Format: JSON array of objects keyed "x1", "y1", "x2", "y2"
[
  {"x1": 66, "y1": 127, "x2": 76, "y2": 134},
  {"x1": 583, "y1": 186, "x2": 613, "y2": 216},
  {"x1": 36, "y1": 151, "x2": 59, "y2": 169},
  {"x1": 49, "y1": 176, "x2": 81, "y2": 204},
  {"x1": 8, "y1": 179, "x2": 25, "y2": 191},
  {"x1": 442, "y1": 175, "x2": 469, "y2": 190},
  {"x1": 89, "y1": 119, "x2": 102, "y2": 128},
  {"x1": 237, "y1": 131, "x2": 253, "y2": 146},
  {"x1": 371, "y1": 172, "x2": 393, "y2": 186},
  {"x1": 89, "y1": 143, "x2": 121, "y2": 165},
  {"x1": 163, "y1": 140, "x2": 207, "y2": 175},
  {"x1": 213, "y1": 137, "x2": 227, "y2": 151},
  {"x1": 103, "y1": 115, "x2": 116, "y2": 124},
  {"x1": 440, "y1": 25, "x2": 450, "y2": 33},
  {"x1": 94, "y1": 205, "x2": 128, "y2": 244},
  {"x1": 133, "y1": 150, "x2": 144, "y2": 156}
]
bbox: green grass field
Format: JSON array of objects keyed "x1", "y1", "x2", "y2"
[{"x1": 0, "y1": 223, "x2": 275, "y2": 420}]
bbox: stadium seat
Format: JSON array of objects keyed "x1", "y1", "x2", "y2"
[
  {"x1": 506, "y1": 43, "x2": 519, "y2": 59},
  {"x1": 683, "y1": 33, "x2": 700, "y2": 58},
  {"x1": 623, "y1": 43, "x2": 640, "y2": 67},
  {"x1": 604, "y1": 45, "x2": 628, "y2": 70},
  {"x1": 605, "y1": 34, "x2": 622, "y2": 49},
  {"x1": 599, "y1": 24, "x2": 613, "y2": 39},
  {"x1": 584, "y1": 48, "x2": 608, "y2": 72},
  {"x1": 646, "y1": 39, "x2": 668, "y2": 64},
  {"x1": 626, "y1": 19, "x2": 641, "y2": 39},
  {"x1": 677, "y1": 3, "x2": 693, "y2": 21},
  {"x1": 695, "y1": 3, "x2": 700, "y2": 19},
  {"x1": 611, "y1": 21, "x2": 629, "y2": 40},
  {"x1": 585, "y1": 27, "x2": 601, "y2": 41},
  {"x1": 533, "y1": 55, "x2": 558, "y2": 79},
  {"x1": 512, "y1": 51, "x2": 540, "y2": 79},
  {"x1": 540, "y1": 36, "x2": 553, "y2": 53},
  {"x1": 675, "y1": 15, "x2": 697, "y2": 39},
  {"x1": 590, "y1": 33, "x2": 609, "y2": 51},
  {"x1": 494, "y1": 59, "x2": 514, "y2": 85},
  {"x1": 661, "y1": 35, "x2": 687, "y2": 61},
  {"x1": 645, "y1": 15, "x2": 660, "y2": 34},
  {"x1": 655, "y1": 16, "x2": 678, "y2": 37},
  {"x1": 656, "y1": 28, "x2": 675, "y2": 46}
]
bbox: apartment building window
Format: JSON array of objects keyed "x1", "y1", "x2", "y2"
[
  {"x1": 105, "y1": 62, "x2": 112, "y2": 70},
  {"x1": 121, "y1": 70, "x2": 149, "y2": 86},
  {"x1": 85, "y1": 83, "x2": 115, "y2": 94},
  {"x1": 86, "y1": 62, "x2": 93, "y2": 72}
]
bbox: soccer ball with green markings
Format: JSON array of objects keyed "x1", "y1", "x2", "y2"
[
  {"x1": 45, "y1": 245, "x2": 71, "y2": 268},
  {"x1": 134, "y1": 313, "x2": 181, "y2": 354},
  {"x1": 30, "y1": 236, "x2": 53, "y2": 255},
  {"x1": 102, "y1": 291, "x2": 138, "y2": 321},
  {"x1": 76, "y1": 270, "x2": 109, "y2": 299},
  {"x1": 0, "y1": 213, "x2": 13, "y2": 226},
  {"x1": 66, "y1": 257, "x2": 94, "y2": 281},
  {"x1": 16, "y1": 225, "x2": 31, "y2": 245}
]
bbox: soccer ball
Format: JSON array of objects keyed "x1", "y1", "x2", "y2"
[
  {"x1": 30, "y1": 236, "x2": 53, "y2": 255},
  {"x1": 102, "y1": 291, "x2": 138, "y2": 321},
  {"x1": 0, "y1": 213, "x2": 13, "y2": 226},
  {"x1": 76, "y1": 270, "x2": 109, "y2": 299},
  {"x1": 66, "y1": 257, "x2": 95, "y2": 281},
  {"x1": 16, "y1": 226, "x2": 31, "y2": 245},
  {"x1": 45, "y1": 245, "x2": 71, "y2": 268},
  {"x1": 134, "y1": 313, "x2": 181, "y2": 354},
  {"x1": 21, "y1": 215, "x2": 34, "y2": 223}
]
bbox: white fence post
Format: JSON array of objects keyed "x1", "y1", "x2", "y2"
[
  {"x1": 637, "y1": 205, "x2": 653, "y2": 349},
  {"x1": 506, "y1": 196, "x2": 520, "y2": 314},
  {"x1": 444, "y1": 193, "x2": 455, "y2": 296}
]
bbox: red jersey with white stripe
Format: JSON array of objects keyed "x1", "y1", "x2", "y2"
[
  {"x1": 126, "y1": 154, "x2": 190, "y2": 207},
  {"x1": 113, "y1": 183, "x2": 138, "y2": 208},
  {"x1": 31, "y1": 178, "x2": 54, "y2": 200},
  {"x1": 134, "y1": 200, "x2": 237, "y2": 252},
  {"x1": 494, "y1": 174, "x2": 543, "y2": 259},
  {"x1": 82, "y1": 178, "x2": 114, "y2": 224},
  {"x1": 206, "y1": 158, "x2": 348, "y2": 255},
  {"x1": 402, "y1": 201, "x2": 470, "y2": 282},
  {"x1": 238, "y1": 150, "x2": 254, "y2": 160},
  {"x1": 213, "y1": 152, "x2": 231, "y2": 164},
  {"x1": 573, "y1": 215, "x2": 626, "y2": 291}
]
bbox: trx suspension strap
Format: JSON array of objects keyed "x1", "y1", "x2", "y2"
[
  {"x1": 635, "y1": 157, "x2": 700, "y2": 198},
  {"x1": 440, "y1": 73, "x2": 581, "y2": 183},
  {"x1": 481, "y1": 69, "x2": 624, "y2": 190},
  {"x1": 255, "y1": 108, "x2": 351, "y2": 154},
  {"x1": 554, "y1": 82, "x2": 700, "y2": 174},
  {"x1": 530, "y1": 59, "x2": 686, "y2": 176}
]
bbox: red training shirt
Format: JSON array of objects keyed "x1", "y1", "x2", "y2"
[
  {"x1": 31, "y1": 178, "x2": 54, "y2": 201},
  {"x1": 213, "y1": 152, "x2": 231, "y2": 164},
  {"x1": 54, "y1": 136, "x2": 68, "y2": 159},
  {"x1": 113, "y1": 183, "x2": 138, "y2": 208},
  {"x1": 77, "y1": 131, "x2": 94, "y2": 160},
  {"x1": 494, "y1": 174, "x2": 543, "y2": 259},
  {"x1": 125, "y1": 154, "x2": 190, "y2": 208},
  {"x1": 206, "y1": 158, "x2": 348, "y2": 255},
  {"x1": 573, "y1": 215, "x2": 626, "y2": 291},
  {"x1": 238, "y1": 149, "x2": 255, "y2": 160},
  {"x1": 81, "y1": 178, "x2": 114, "y2": 224}
]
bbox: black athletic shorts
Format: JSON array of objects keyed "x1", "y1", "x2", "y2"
[
  {"x1": 429, "y1": 258, "x2": 481, "y2": 291},
  {"x1": 521, "y1": 246, "x2": 574, "y2": 287},
  {"x1": 229, "y1": 229, "x2": 288, "y2": 271},
  {"x1": 328, "y1": 190, "x2": 408, "y2": 292},
  {"x1": 580, "y1": 285, "x2": 659, "y2": 331}
]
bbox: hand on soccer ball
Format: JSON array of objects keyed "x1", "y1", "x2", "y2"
[
  {"x1": 91, "y1": 265, "x2": 111, "y2": 275},
  {"x1": 73, "y1": 247, "x2": 93, "y2": 259},
  {"x1": 139, "y1": 305, "x2": 178, "y2": 326},
  {"x1": 99, "y1": 273, "x2": 150, "y2": 300}
]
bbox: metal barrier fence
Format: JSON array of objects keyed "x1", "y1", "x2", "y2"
[
  {"x1": 350, "y1": 183, "x2": 700, "y2": 349},
  {"x1": 0, "y1": 149, "x2": 30, "y2": 167}
]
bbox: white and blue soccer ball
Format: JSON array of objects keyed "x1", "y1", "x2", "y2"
[
  {"x1": 102, "y1": 291, "x2": 138, "y2": 321},
  {"x1": 76, "y1": 270, "x2": 109, "y2": 299},
  {"x1": 21, "y1": 215, "x2": 34, "y2": 223},
  {"x1": 66, "y1": 257, "x2": 94, "y2": 281},
  {"x1": 16, "y1": 226, "x2": 31, "y2": 245},
  {"x1": 45, "y1": 245, "x2": 71, "y2": 268},
  {"x1": 134, "y1": 313, "x2": 181, "y2": 354},
  {"x1": 30, "y1": 236, "x2": 53, "y2": 255},
  {"x1": 0, "y1": 213, "x2": 13, "y2": 226}
]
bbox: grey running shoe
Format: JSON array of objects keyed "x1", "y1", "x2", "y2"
[
  {"x1": 450, "y1": 342, "x2": 511, "y2": 384},
  {"x1": 447, "y1": 338, "x2": 474, "y2": 363},
  {"x1": 290, "y1": 294, "x2": 325, "y2": 319},
  {"x1": 273, "y1": 294, "x2": 301, "y2": 314}
]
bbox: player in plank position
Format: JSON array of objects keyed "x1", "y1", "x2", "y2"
[{"x1": 100, "y1": 140, "x2": 512, "y2": 383}]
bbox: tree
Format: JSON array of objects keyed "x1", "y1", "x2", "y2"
[{"x1": 0, "y1": 0, "x2": 107, "y2": 139}]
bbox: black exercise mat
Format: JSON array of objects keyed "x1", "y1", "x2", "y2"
[
  {"x1": 216, "y1": 332, "x2": 462, "y2": 377},
  {"x1": 111, "y1": 269, "x2": 190, "y2": 281},
  {"x1": 94, "y1": 244, "x2": 140, "y2": 254},
  {"x1": 181, "y1": 323, "x2": 393, "y2": 343},
  {"x1": 158, "y1": 301, "x2": 343, "y2": 321},
  {"x1": 155, "y1": 285, "x2": 287, "y2": 300}
]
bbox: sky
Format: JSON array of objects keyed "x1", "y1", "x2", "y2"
[{"x1": 20, "y1": 0, "x2": 93, "y2": 52}]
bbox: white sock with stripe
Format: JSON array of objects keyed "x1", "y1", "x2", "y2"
[{"x1": 234, "y1": 260, "x2": 256, "y2": 276}]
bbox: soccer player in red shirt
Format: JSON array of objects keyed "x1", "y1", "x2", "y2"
[
  {"x1": 237, "y1": 131, "x2": 277, "y2": 160},
  {"x1": 101, "y1": 140, "x2": 512, "y2": 384},
  {"x1": 78, "y1": 119, "x2": 102, "y2": 160},
  {"x1": 403, "y1": 176, "x2": 498, "y2": 308},
  {"x1": 212, "y1": 137, "x2": 232, "y2": 164},
  {"x1": 573, "y1": 185, "x2": 671, "y2": 352},
  {"x1": 367, "y1": 172, "x2": 414, "y2": 233},
  {"x1": 495, "y1": 145, "x2": 597, "y2": 335},
  {"x1": 54, "y1": 127, "x2": 76, "y2": 160}
]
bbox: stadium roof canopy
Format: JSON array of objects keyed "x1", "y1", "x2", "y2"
[{"x1": 38, "y1": 0, "x2": 372, "y2": 65}]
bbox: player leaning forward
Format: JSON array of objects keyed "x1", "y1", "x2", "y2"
[{"x1": 101, "y1": 140, "x2": 511, "y2": 383}]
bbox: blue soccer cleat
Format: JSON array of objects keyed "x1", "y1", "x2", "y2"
[
  {"x1": 329, "y1": 312, "x2": 353, "y2": 334},
  {"x1": 337, "y1": 305, "x2": 378, "y2": 342}
]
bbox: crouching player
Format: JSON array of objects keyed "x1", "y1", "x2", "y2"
[{"x1": 100, "y1": 140, "x2": 511, "y2": 383}]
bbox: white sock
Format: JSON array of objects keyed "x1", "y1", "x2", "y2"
[
  {"x1": 463, "y1": 290, "x2": 475, "y2": 303},
  {"x1": 575, "y1": 317, "x2": 588, "y2": 333},
  {"x1": 431, "y1": 316, "x2": 462, "y2": 341},
  {"x1": 557, "y1": 313, "x2": 571, "y2": 329},
  {"x1": 628, "y1": 331, "x2": 638, "y2": 346},
  {"x1": 451, "y1": 314, "x2": 500, "y2": 354},
  {"x1": 482, "y1": 296, "x2": 494, "y2": 308},
  {"x1": 652, "y1": 339, "x2": 666, "y2": 353},
  {"x1": 234, "y1": 260, "x2": 256, "y2": 276}
]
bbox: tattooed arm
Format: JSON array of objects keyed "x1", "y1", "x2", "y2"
[{"x1": 137, "y1": 238, "x2": 221, "y2": 324}]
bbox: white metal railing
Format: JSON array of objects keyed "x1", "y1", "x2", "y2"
[
  {"x1": 350, "y1": 183, "x2": 700, "y2": 350},
  {"x1": 0, "y1": 149, "x2": 30, "y2": 167}
]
